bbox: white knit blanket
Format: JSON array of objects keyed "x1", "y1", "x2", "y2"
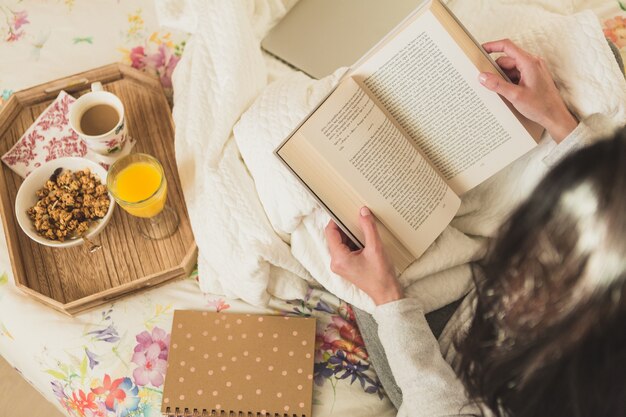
[{"x1": 164, "y1": 0, "x2": 626, "y2": 313}]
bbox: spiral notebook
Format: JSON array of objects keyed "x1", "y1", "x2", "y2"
[{"x1": 161, "y1": 311, "x2": 316, "y2": 417}]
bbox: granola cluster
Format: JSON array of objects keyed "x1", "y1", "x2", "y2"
[{"x1": 27, "y1": 168, "x2": 110, "y2": 241}]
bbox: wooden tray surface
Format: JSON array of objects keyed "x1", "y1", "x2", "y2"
[{"x1": 0, "y1": 64, "x2": 197, "y2": 315}]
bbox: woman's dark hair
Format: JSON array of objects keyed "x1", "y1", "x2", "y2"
[{"x1": 456, "y1": 129, "x2": 626, "y2": 417}]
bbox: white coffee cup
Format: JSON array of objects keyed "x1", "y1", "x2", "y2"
[{"x1": 69, "y1": 82, "x2": 128, "y2": 157}]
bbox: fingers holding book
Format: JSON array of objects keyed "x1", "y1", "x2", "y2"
[
  {"x1": 479, "y1": 38, "x2": 578, "y2": 143},
  {"x1": 325, "y1": 208, "x2": 403, "y2": 307},
  {"x1": 494, "y1": 56, "x2": 520, "y2": 83}
]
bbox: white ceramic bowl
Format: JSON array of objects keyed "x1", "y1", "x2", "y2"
[{"x1": 15, "y1": 157, "x2": 115, "y2": 248}]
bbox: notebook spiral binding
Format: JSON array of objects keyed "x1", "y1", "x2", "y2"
[{"x1": 164, "y1": 408, "x2": 305, "y2": 417}]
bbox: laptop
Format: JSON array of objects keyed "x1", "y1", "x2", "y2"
[{"x1": 262, "y1": 0, "x2": 426, "y2": 79}]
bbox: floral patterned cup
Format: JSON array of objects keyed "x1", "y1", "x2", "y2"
[{"x1": 69, "y1": 82, "x2": 128, "y2": 157}]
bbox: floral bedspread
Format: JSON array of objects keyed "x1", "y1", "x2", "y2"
[
  {"x1": 603, "y1": 1, "x2": 626, "y2": 65},
  {"x1": 1, "y1": 1, "x2": 625, "y2": 417},
  {"x1": 0, "y1": 258, "x2": 394, "y2": 417},
  {"x1": 0, "y1": 0, "x2": 185, "y2": 107}
]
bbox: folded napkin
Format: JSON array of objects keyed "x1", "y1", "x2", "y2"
[{"x1": 2, "y1": 91, "x2": 133, "y2": 177}]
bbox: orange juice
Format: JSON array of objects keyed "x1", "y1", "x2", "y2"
[{"x1": 114, "y1": 162, "x2": 166, "y2": 218}]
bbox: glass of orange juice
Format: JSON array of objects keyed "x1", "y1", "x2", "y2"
[{"x1": 106, "y1": 153, "x2": 179, "y2": 240}]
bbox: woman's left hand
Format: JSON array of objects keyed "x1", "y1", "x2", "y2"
[{"x1": 324, "y1": 207, "x2": 404, "y2": 306}]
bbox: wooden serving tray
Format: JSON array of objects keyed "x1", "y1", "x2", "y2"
[{"x1": 0, "y1": 64, "x2": 197, "y2": 315}]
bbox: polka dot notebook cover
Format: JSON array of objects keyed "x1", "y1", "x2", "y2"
[{"x1": 161, "y1": 311, "x2": 316, "y2": 417}]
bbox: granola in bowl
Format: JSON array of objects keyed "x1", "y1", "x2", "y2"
[
  {"x1": 15, "y1": 157, "x2": 115, "y2": 248},
  {"x1": 27, "y1": 168, "x2": 111, "y2": 241}
]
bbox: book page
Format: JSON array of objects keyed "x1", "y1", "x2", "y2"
[
  {"x1": 350, "y1": 4, "x2": 537, "y2": 195},
  {"x1": 297, "y1": 77, "x2": 460, "y2": 259},
  {"x1": 279, "y1": 132, "x2": 416, "y2": 271}
]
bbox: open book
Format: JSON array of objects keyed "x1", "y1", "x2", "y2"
[{"x1": 275, "y1": 0, "x2": 542, "y2": 272}]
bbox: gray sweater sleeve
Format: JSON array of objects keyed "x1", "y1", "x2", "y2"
[
  {"x1": 373, "y1": 298, "x2": 480, "y2": 417},
  {"x1": 542, "y1": 113, "x2": 617, "y2": 166}
]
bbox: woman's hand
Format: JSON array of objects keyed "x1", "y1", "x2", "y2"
[
  {"x1": 479, "y1": 39, "x2": 578, "y2": 143},
  {"x1": 324, "y1": 207, "x2": 403, "y2": 306}
]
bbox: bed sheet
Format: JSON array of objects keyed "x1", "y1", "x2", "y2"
[
  {"x1": 0, "y1": 259, "x2": 393, "y2": 417},
  {"x1": 1, "y1": 1, "x2": 625, "y2": 417},
  {"x1": 0, "y1": 1, "x2": 394, "y2": 417}
]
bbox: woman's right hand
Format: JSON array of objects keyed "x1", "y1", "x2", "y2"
[
  {"x1": 324, "y1": 207, "x2": 403, "y2": 306},
  {"x1": 479, "y1": 39, "x2": 578, "y2": 143}
]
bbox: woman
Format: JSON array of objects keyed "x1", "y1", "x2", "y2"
[{"x1": 325, "y1": 39, "x2": 626, "y2": 416}]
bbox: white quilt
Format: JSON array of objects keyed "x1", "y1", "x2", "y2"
[{"x1": 166, "y1": 0, "x2": 626, "y2": 314}]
